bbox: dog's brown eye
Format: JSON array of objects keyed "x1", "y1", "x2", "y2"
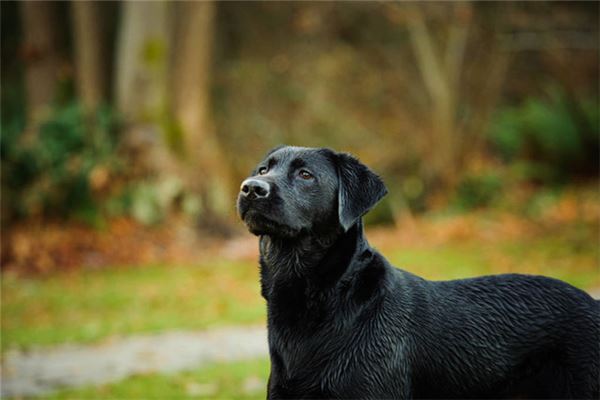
[
  {"x1": 258, "y1": 167, "x2": 268, "y2": 175},
  {"x1": 299, "y1": 170, "x2": 313, "y2": 180}
]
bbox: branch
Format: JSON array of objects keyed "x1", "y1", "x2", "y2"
[
  {"x1": 406, "y1": 4, "x2": 451, "y2": 109},
  {"x1": 444, "y1": 2, "x2": 471, "y2": 95}
]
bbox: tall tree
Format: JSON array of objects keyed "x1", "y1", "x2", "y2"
[
  {"x1": 387, "y1": 2, "x2": 509, "y2": 190},
  {"x1": 406, "y1": 2, "x2": 472, "y2": 188},
  {"x1": 115, "y1": 1, "x2": 170, "y2": 124},
  {"x1": 113, "y1": 1, "x2": 232, "y2": 226},
  {"x1": 112, "y1": 0, "x2": 183, "y2": 227},
  {"x1": 20, "y1": 1, "x2": 62, "y2": 125},
  {"x1": 71, "y1": 1, "x2": 108, "y2": 113},
  {"x1": 170, "y1": 1, "x2": 233, "y2": 222}
]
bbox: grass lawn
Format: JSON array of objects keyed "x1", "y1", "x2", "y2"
[
  {"x1": 43, "y1": 358, "x2": 270, "y2": 400},
  {"x1": 3, "y1": 213, "x2": 599, "y2": 351},
  {"x1": 2, "y1": 260, "x2": 265, "y2": 350}
]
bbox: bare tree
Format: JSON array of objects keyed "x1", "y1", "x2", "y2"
[
  {"x1": 114, "y1": 1, "x2": 170, "y2": 124},
  {"x1": 386, "y1": 3, "x2": 509, "y2": 190},
  {"x1": 71, "y1": 1, "x2": 108, "y2": 113},
  {"x1": 405, "y1": 2, "x2": 471, "y2": 187},
  {"x1": 113, "y1": 1, "x2": 232, "y2": 226},
  {"x1": 170, "y1": 1, "x2": 234, "y2": 222},
  {"x1": 111, "y1": 0, "x2": 185, "y2": 228},
  {"x1": 113, "y1": 1, "x2": 178, "y2": 179},
  {"x1": 20, "y1": 1, "x2": 62, "y2": 126}
]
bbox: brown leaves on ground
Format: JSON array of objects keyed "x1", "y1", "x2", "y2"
[
  {"x1": 2, "y1": 186, "x2": 598, "y2": 276},
  {"x1": 372, "y1": 186, "x2": 600, "y2": 251},
  {"x1": 2, "y1": 217, "x2": 227, "y2": 275}
]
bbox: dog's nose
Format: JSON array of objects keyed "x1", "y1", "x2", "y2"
[{"x1": 240, "y1": 178, "x2": 270, "y2": 199}]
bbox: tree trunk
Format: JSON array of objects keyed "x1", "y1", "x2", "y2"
[
  {"x1": 406, "y1": 3, "x2": 471, "y2": 189},
  {"x1": 115, "y1": 1, "x2": 170, "y2": 123},
  {"x1": 114, "y1": 0, "x2": 174, "y2": 179},
  {"x1": 20, "y1": 1, "x2": 62, "y2": 125},
  {"x1": 170, "y1": 1, "x2": 234, "y2": 222},
  {"x1": 71, "y1": 1, "x2": 108, "y2": 113}
]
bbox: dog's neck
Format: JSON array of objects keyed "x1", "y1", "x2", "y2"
[{"x1": 259, "y1": 221, "x2": 368, "y2": 287}]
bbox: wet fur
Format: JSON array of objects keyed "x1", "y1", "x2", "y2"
[{"x1": 238, "y1": 146, "x2": 600, "y2": 399}]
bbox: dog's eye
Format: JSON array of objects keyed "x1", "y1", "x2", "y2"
[
  {"x1": 258, "y1": 167, "x2": 268, "y2": 175},
  {"x1": 299, "y1": 170, "x2": 313, "y2": 180}
]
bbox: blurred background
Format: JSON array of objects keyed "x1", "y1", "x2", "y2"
[{"x1": 1, "y1": 1, "x2": 598, "y2": 398}]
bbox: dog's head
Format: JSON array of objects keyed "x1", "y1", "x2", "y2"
[{"x1": 237, "y1": 146, "x2": 387, "y2": 238}]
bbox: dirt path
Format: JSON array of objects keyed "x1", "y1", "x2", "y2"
[{"x1": 1, "y1": 326, "x2": 268, "y2": 398}]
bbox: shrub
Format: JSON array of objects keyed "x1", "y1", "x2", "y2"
[
  {"x1": 1, "y1": 103, "x2": 122, "y2": 224},
  {"x1": 489, "y1": 89, "x2": 599, "y2": 184},
  {"x1": 453, "y1": 172, "x2": 503, "y2": 210}
]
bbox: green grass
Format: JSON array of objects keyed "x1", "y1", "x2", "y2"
[
  {"x1": 3, "y1": 220, "x2": 598, "y2": 351},
  {"x1": 2, "y1": 261, "x2": 266, "y2": 350},
  {"x1": 43, "y1": 358, "x2": 270, "y2": 399}
]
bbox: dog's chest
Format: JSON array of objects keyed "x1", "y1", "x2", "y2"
[
  {"x1": 268, "y1": 307, "x2": 404, "y2": 398},
  {"x1": 268, "y1": 318, "x2": 364, "y2": 393},
  {"x1": 267, "y1": 275, "x2": 332, "y2": 328}
]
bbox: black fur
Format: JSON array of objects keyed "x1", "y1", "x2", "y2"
[{"x1": 237, "y1": 146, "x2": 600, "y2": 399}]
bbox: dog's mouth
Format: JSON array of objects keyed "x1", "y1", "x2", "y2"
[
  {"x1": 239, "y1": 205, "x2": 301, "y2": 238},
  {"x1": 242, "y1": 209, "x2": 288, "y2": 235},
  {"x1": 237, "y1": 193, "x2": 303, "y2": 237},
  {"x1": 237, "y1": 195, "x2": 261, "y2": 221}
]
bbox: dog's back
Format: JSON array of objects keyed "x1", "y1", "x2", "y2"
[{"x1": 400, "y1": 272, "x2": 600, "y2": 398}]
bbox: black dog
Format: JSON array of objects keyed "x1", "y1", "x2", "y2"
[{"x1": 237, "y1": 146, "x2": 599, "y2": 399}]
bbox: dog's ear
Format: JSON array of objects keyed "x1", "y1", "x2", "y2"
[{"x1": 336, "y1": 152, "x2": 387, "y2": 231}]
